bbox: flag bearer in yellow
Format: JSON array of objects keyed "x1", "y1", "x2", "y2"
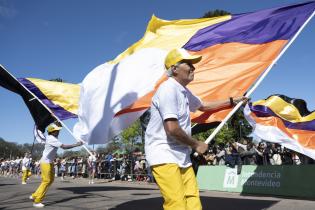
[
  {"x1": 21, "y1": 152, "x2": 32, "y2": 184},
  {"x1": 145, "y1": 48, "x2": 246, "y2": 210},
  {"x1": 30, "y1": 123, "x2": 83, "y2": 208}
]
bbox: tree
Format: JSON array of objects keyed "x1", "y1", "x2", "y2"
[
  {"x1": 120, "y1": 119, "x2": 143, "y2": 152},
  {"x1": 49, "y1": 78, "x2": 64, "y2": 82},
  {"x1": 193, "y1": 107, "x2": 253, "y2": 145},
  {"x1": 201, "y1": 9, "x2": 231, "y2": 18},
  {"x1": 0, "y1": 138, "x2": 44, "y2": 159},
  {"x1": 96, "y1": 141, "x2": 121, "y2": 155}
]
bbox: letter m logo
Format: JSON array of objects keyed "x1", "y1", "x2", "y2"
[{"x1": 223, "y1": 168, "x2": 238, "y2": 188}]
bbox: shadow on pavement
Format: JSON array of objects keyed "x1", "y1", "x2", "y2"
[
  {"x1": 109, "y1": 196, "x2": 278, "y2": 210},
  {"x1": 58, "y1": 186, "x2": 158, "y2": 194},
  {"x1": 0, "y1": 183, "x2": 16, "y2": 186}
]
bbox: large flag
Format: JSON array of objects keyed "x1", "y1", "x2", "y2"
[
  {"x1": 244, "y1": 95, "x2": 315, "y2": 159},
  {"x1": 0, "y1": 65, "x2": 79, "y2": 132},
  {"x1": 74, "y1": 2, "x2": 315, "y2": 144}
]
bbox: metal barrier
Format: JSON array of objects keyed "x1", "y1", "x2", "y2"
[{"x1": 52, "y1": 159, "x2": 154, "y2": 182}]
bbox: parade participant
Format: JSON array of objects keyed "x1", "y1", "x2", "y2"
[
  {"x1": 60, "y1": 158, "x2": 67, "y2": 181},
  {"x1": 87, "y1": 151, "x2": 97, "y2": 184},
  {"x1": 30, "y1": 122, "x2": 83, "y2": 208},
  {"x1": 145, "y1": 48, "x2": 247, "y2": 210},
  {"x1": 22, "y1": 152, "x2": 32, "y2": 184}
]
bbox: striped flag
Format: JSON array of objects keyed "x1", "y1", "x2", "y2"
[
  {"x1": 73, "y1": 2, "x2": 315, "y2": 144},
  {"x1": 0, "y1": 65, "x2": 79, "y2": 132},
  {"x1": 244, "y1": 95, "x2": 315, "y2": 159}
]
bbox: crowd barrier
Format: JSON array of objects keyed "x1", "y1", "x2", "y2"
[
  {"x1": 197, "y1": 165, "x2": 315, "y2": 198},
  {"x1": 53, "y1": 160, "x2": 153, "y2": 182}
]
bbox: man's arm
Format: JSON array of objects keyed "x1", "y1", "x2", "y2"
[
  {"x1": 60, "y1": 141, "x2": 83, "y2": 150},
  {"x1": 163, "y1": 119, "x2": 208, "y2": 154},
  {"x1": 199, "y1": 96, "x2": 248, "y2": 112}
]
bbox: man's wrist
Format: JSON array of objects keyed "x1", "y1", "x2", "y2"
[{"x1": 229, "y1": 97, "x2": 234, "y2": 106}]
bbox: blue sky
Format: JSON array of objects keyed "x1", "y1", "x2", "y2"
[{"x1": 0, "y1": 0, "x2": 314, "y2": 145}]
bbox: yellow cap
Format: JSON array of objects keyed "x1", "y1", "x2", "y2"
[
  {"x1": 164, "y1": 48, "x2": 202, "y2": 69},
  {"x1": 47, "y1": 123, "x2": 62, "y2": 133}
]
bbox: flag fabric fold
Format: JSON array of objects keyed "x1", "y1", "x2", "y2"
[
  {"x1": 244, "y1": 94, "x2": 315, "y2": 159},
  {"x1": 0, "y1": 65, "x2": 79, "y2": 131},
  {"x1": 74, "y1": 2, "x2": 315, "y2": 144}
]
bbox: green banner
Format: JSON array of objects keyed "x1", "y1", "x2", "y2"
[{"x1": 197, "y1": 165, "x2": 315, "y2": 198}]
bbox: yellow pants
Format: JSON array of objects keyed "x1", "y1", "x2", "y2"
[
  {"x1": 32, "y1": 163, "x2": 54, "y2": 203},
  {"x1": 22, "y1": 169, "x2": 32, "y2": 182},
  {"x1": 152, "y1": 164, "x2": 202, "y2": 210}
]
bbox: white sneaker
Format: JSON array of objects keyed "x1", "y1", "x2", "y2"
[
  {"x1": 29, "y1": 195, "x2": 34, "y2": 200},
  {"x1": 88, "y1": 181, "x2": 91, "y2": 184},
  {"x1": 91, "y1": 181, "x2": 94, "y2": 184},
  {"x1": 22, "y1": 182, "x2": 27, "y2": 185},
  {"x1": 33, "y1": 203, "x2": 45, "y2": 208}
]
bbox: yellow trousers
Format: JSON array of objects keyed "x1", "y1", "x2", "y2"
[
  {"x1": 152, "y1": 164, "x2": 202, "y2": 210},
  {"x1": 32, "y1": 163, "x2": 54, "y2": 203},
  {"x1": 22, "y1": 169, "x2": 32, "y2": 182}
]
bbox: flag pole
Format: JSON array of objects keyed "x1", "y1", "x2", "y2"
[
  {"x1": 0, "y1": 65, "x2": 93, "y2": 157},
  {"x1": 203, "y1": 9, "x2": 315, "y2": 145}
]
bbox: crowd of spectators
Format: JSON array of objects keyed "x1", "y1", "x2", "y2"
[
  {"x1": 49, "y1": 151, "x2": 153, "y2": 183},
  {"x1": 0, "y1": 150, "x2": 153, "y2": 183},
  {"x1": 1, "y1": 140, "x2": 314, "y2": 181},
  {"x1": 199, "y1": 138, "x2": 315, "y2": 168}
]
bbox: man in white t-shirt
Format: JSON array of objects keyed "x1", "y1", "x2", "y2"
[
  {"x1": 145, "y1": 48, "x2": 246, "y2": 210},
  {"x1": 30, "y1": 123, "x2": 83, "y2": 208},
  {"x1": 22, "y1": 152, "x2": 32, "y2": 184}
]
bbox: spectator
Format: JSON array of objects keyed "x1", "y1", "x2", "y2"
[
  {"x1": 88, "y1": 151, "x2": 97, "y2": 184},
  {"x1": 270, "y1": 143, "x2": 282, "y2": 165},
  {"x1": 292, "y1": 152, "x2": 301, "y2": 165},
  {"x1": 239, "y1": 142, "x2": 256, "y2": 165},
  {"x1": 60, "y1": 159, "x2": 67, "y2": 181},
  {"x1": 215, "y1": 143, "x2": 226, "y2": 165},
  {"x1": 203, "y1": 147, "x2": 216, "y2": 165},
  {"x1": 281, "y1": 148, "x2": 293, "y2": 165}
]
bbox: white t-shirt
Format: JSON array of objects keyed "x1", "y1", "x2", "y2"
[
  {"x1": 22, "y1": 157, "x2": 31, "y2": 170},
  {"x1": 40, "y1": 135, "x2": 62, "y2": 163},
  {"x1": 145, "y1": 77, "x2": 202, "y2": 168},
  {"x1": 88, "y1": 155, "x2": 97, "y2": 163}
]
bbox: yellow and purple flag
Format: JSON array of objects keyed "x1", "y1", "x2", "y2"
[
  {"x1": 244, "y1": 94, "x2": 315, "y2": 159},
  {"x1": 74, "y1": 2, "x2": 315, "y2": 144},
  {"x1": 0, "y1": 65, "x2": 79, "y2": 132}
]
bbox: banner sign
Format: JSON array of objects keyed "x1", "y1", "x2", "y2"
[{"x1": 197, "y1": 165, "x2": 315, "y2": 198}]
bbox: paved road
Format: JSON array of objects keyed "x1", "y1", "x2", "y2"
[{"x1": 1, "y1": 176, "x2": 315, "y2": 210}]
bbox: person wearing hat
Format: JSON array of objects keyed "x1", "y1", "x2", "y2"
[
  {"x1": 21, "y1": 152, "x2": 32, "y2": 184},
  {"x1": 30, "y1": 122, "x2": 83, "y2": 208},
  {"x1": 145, "y1": 48, "x2": 247, "y2": 210}
]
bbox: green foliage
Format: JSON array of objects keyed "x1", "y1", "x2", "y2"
[
  {"x1": 193, "y1": 124, "x2": 236, "y2": 145},
  {"x1": 49, "y1": 78, "x2": 64, "y2": 82},
  {"x1": 96, "y1": 139, "x2": 121, "y2": 155},
  {"x1": 193, "y1": 108, "x2": 253, "y2": 145},
  {"x1": 120, "y1": 119, "x2": 141, "y2": 141},
  {"x1": 230, "y1": 108, "x2": 253, "y2": 140},
  {"x1": 61, "y1": 150, "x2": 82, "y2": 159},
  {"x1": 201, "y1": 9, "x2": 231, "y2": 18},
  {"x1": 0, "y1": 138, "x2": 44, "y2": 160},
  {"x1": 120, "y1": 119, "x2": 143, "y2": 151}
]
